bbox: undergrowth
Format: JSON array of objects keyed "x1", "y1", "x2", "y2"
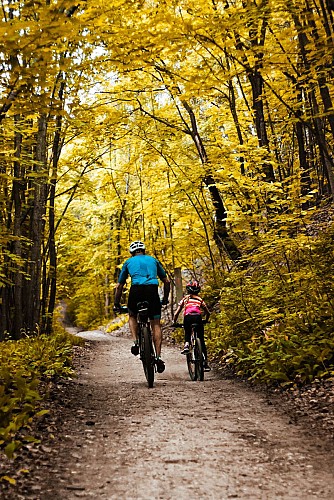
[
  {"x1": 206, "y1": 223, "x2": 334, "y2": 386},
  {"x1": 0, "y1": 329, "x2": 84, "y2": 461}
]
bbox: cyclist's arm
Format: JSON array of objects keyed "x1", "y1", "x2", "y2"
[
  {"x1": 202, "y1": 301, "x2": 211, "y2": 321},
  {"x1": 173, "y1": 303, "x2": 182, "y2": 323},
  {"x1": 161, "y1": 276, "x2": 170, "y2": 304},
  {"x1": 115, "y1": 262, "x2": 129, "y2": 306},
  {"x1": 114, "y1": 282, "x2": 124, "y2": 306},
  {"x1": 155, "y1": 259, "x2": 170, "y2": 303},
  {"x1": 114, "y1": 261, "x2": 129, "y2": 306}
]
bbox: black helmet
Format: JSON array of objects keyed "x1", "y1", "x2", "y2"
[
  {"x1": 186, "y1": 280, "x2": 201, "y2": 294},
  {"x1": 129, "y1": 240, "x2": 145, "y2": 254}
]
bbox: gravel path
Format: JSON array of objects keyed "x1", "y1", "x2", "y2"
[{"x1": 3, "y1": 328, "x2": 334, "y2": 499}]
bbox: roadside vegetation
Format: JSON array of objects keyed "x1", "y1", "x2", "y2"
[
  {"x1": 206, "y1": 222, "x2": 334, "y2": 385},
  {"x1": 0, "y1": 328, "x2": 84, "y2": 465}
]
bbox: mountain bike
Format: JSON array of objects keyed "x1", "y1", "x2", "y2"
[
  {"x1": 114, "y1": 302, "x2": 156, "y2": 388},
  {"x1": 173, "y1": 321, "x2": 206, "y2": 381},
  {"x1": 136, "y1": 301, "x2": 156, "y2": 388}
]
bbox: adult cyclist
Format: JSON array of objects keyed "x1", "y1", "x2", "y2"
[{"x1": 114, "y1": 241, "x2": 170, "y2": 373}]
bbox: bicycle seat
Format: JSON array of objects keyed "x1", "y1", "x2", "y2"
[
  {"x1": 137, "y1": 301, "x2": 149, "y2": 321},
  {"x1": 137, "y1": 301, "x2": 149, "y2": 313}
]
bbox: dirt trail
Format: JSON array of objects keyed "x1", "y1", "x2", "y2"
[{"x1": 8, "y1": 329, "x2": 334, "y2": 499}]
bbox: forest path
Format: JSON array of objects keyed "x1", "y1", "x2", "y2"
[{"x1": 14, "y1": 328, "x2": 334, "y2": 499}]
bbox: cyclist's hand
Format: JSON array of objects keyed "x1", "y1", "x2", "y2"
[
  {"x1": 161, "y1": 299, "x2": 169, "y2": 306},
  {"x1": 114, "y1": 305, "x2": 128, "y2": 314}
]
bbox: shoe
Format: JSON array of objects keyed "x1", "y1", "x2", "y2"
[
  {"x1": 156, "y1": 358, "x2": 165, "y2": 373},
  {"x1": 181, "y1": 343, "x2": 190, "y2": 354},
  {"x1": 203, "y1": 362, "x2": 211, "y2": 372},
  {"x1": 131, "y1": 343, "x2": 139, "y2": 356}
]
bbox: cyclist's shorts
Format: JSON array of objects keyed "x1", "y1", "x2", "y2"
[
  {"x1": 128, "y1": 285, "x2": 162, "y2": 319},
  {"x1": 184, "y1": 314, "x2": 204, "y2": 338}
]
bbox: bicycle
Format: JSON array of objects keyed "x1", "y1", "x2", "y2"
[
  {"x1": 114, "y1": 302, "x2": 156, "y2": 388},
  {"x1": 173, "y1": 321, "x2": 207, "y2": 381},
  {"x1": 136, "y1": 300, "x2": 156, "y2": 388}
]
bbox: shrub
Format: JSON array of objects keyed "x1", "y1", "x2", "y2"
[
  {"x1": 0, "y1": 330, "x2": 84, "y2": 459},
  {"x1": 208, "y1": 224, "x2": 334, "y2": 385}
]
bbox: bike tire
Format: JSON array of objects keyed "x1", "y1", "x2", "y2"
[
  {"x1": 142, "y1": 326, "x2": 155, "y2": 388},
  {"x1": 194, "y1": 337, "x2": 204, "y2": 381},
  {"x1": 186, "y1": 336, "x2": 197, "y2": 381},
  {"x1": 186, "y1": 349, "x2": 197, "y2": 381}
]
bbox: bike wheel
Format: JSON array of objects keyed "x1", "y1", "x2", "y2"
[
  {"x1": 186, "y1": 346, "x2": 197, "y2": 381},
  {"x1": 142, "y1": 326, "x2": 155, "y2": 388},
  {"x1": 194, "y1": 337, "x2": 204, "y2": 381}
]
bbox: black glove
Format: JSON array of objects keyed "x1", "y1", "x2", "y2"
[
  {"x1": 113, "y1": 304, "x2": 121, "y2": 312},
  {"x1": 161, "y1": 299, "x2": 169, "y2": 306}
]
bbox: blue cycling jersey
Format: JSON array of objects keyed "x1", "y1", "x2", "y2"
[{"x1": 118, "y1": 254, "x2": 166, "y2": 286}]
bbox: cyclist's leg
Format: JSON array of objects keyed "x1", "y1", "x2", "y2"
[
  {"x1": 198, "y1": 321, "x2": 208, "y2": 359},
  {"x1": 196, "y1": 319, "x2": 210, "y2": 369},
  {"x1": 150, "y1": 319, "x2": 165, "y2": 373},
  {"x1": 128, "y1": 314, "x2": 140, "y2": 356},
  {"x1": 201, "y1": 339, "x2": 208, "y2": 362},
  {"x1": 146, "y1": 286, "x2": 165, "y2": 372},
  {"x1": 128, "y1": 286, "x2": 140, "y2": 354},
  {"x1": 146, "y1": 285, "x2": 162, "y2": 357},
  {"x1": 150, "y1": 319, "x2": 162, "y2": 357},
  {"x1": 183, "y1": 315, "x2": 193, "y2": 344},
  {"x1": 128, "y1": 314, "x2": 138, "y2": 341}
]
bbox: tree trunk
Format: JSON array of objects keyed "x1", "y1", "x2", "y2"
[
  {"x1": 234, "y1": 6, "x2": 275, "y2": 182},
  {"x1": 290, "y1": 9, "x2": 334, "y2": 199},
  {"x1": 12, "y1": 116, "x2": 24, "y2": 339},
  {"x1": 25, "y1": 114, "x2": 48, "y2": 333},
  {"x1": 181, "y1": 100, "x2": 242, "y2": 261},
  {"x1": 44, "y1": 80, "x2": 66, "y2": 334}
]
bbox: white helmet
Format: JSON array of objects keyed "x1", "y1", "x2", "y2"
[{"x1": 129, "y1": 240, "x2": 145, "y2": 254}]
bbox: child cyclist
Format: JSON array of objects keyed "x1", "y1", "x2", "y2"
[{"x1": 173, "y1": 280, "x2": 211, "y2": 371}]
